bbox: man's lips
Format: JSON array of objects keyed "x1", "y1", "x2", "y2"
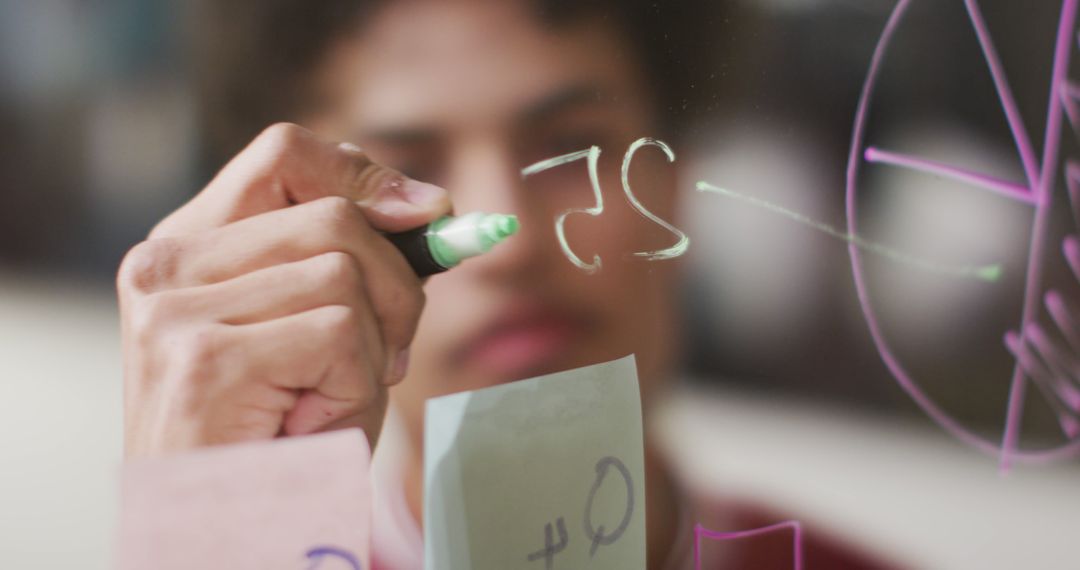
[{"x1": 453, "y1": 307, "x2": 587, "y2": 379}]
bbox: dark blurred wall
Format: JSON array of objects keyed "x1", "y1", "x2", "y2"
[{"x1": 0, "y1": 0, "x2": 196, "y2": 280}]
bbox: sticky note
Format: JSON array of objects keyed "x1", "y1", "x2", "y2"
[
  {"x1": 424, "y1": 355, "x2": 645, "y2": 570},
  {"x1": 117, "y1": 429, "x2": 372, "y2": 570}
]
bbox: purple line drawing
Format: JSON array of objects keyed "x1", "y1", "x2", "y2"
[
  {"x1": 693, "y1": 521, "x2": 803, "y2": 570},
  {"x1": 846, "y1": 0, "x2": 1080, "y2": 469},
  {"x1": 305, "y1": 546, "x2": 362, "y2": 570},
  {"x1": 864, "y1": 147, "x2": 1036, "y2": 205}
]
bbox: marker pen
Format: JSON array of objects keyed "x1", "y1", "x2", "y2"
[{"x1": 387, "y1": 212, "x2": 519, "y2": 277}]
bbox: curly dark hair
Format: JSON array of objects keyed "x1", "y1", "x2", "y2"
[{"x1": 190, "y1": 0, "x2": 728, "y2": 168}]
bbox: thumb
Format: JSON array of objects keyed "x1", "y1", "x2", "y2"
[{"x1": 337, "y1": 142, "x2": 452, "y2": 232}]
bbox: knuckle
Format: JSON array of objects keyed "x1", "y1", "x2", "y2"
[
  {"x1": 129, "y1": 290, "x2": 180, "y2": 336},
  {"x1": 315, "y1": 195, "x2": 360, "y2": 220},
  {"x1": 351, "y1": 385, "x2": 377, "y2": 410},
  {"x1": 311, "y1": 196, "x2": 366, "y2": 240},
  {"x1": 320, "y1": 305, "x2": 361, "y2": 337},
  {"x1": 175, "y1": 326, "x2": 224, "y2": 376},
  {"x1": 257, "y1": 122, "x2": 306, "y2": 151},
  {"x1": 125, "y1": 289, "x2": 187, "y2": 347},
  {"x1": 341, "y1": 152, "x2": 388, "y2": 195},
  {"x1": 117, "y1": 238, "x2": 181, "y2": 293},
  {"x1": 253, "y1": 123, "x2": 308, "y2": 167},
  {"x1": 243, "y1": 123, "x2": 310, "y2": 204},
  {"x1": 315, "y1": 251, "x2": 363, "y2": 293}
]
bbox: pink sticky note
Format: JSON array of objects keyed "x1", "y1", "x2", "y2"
[{"x1": 117, "y1": 429, "x2": 372, "y2": 570}]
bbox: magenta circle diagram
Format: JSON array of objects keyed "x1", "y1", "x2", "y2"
[{"x1": 846, "y1": 0, "x2": 1080, "y2": 468}]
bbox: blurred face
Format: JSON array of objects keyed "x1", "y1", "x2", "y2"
[{"x1": 309, "y1": 0, "x2": 681, "y2": 446}]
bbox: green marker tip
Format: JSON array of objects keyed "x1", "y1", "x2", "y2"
[
  {"x1": 480, "y1": 213, "x2": 520, "y2": 243},
  {"x1": 976, "y1": 264, "x2": 1003, "y2": 282},
  {"x1": 497, "y1": 214, "x2": 519, "y2": 237}
]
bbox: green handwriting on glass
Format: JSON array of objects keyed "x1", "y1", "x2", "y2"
[
  {"x1": 523, "y1": 136, "x2": 1001, "y2": 282},
  {"x1": 521, "y1": 137, "x2": 688, "y2": 273}
]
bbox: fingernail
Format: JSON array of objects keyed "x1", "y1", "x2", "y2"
[
  {"x1": 338, "y1": 141, "x2": 364, "y2": 154},
  {"x1": 386, "y1": 347, "x2": 410, "y2": 385},
  {"x1": 400, "y1": 179, "x2": 447, "y2": 206},
  {"x1": 367, "y1": 178, "x2": 447, "y2": 217}
]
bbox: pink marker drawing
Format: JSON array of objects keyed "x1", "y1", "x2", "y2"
[
  {"x1": 693, "y1": 521, "x2": 803, "y2": 570},
  {"x1": 846, "y1": 0, "x2": 1080, "y2": 469}
]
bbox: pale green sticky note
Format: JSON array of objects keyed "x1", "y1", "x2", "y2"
[{"x1": 423, "y1": 355, "x2": 645, "y2": 570}]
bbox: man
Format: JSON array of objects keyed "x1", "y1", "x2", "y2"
[{"x1": 119, "y1": 1, "x2": 893, "y2": 567}]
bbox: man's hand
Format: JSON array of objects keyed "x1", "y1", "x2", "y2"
[{"x1": 118, "y1": 123, "x2": 450, "y2": 456}]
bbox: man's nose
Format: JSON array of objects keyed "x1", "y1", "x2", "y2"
[
  {"x1": 444, "y1": 140, "x2": 550, "y2": 275},
  {"x1": 446, "y1": 139, "x2": 523, "y2": 212}
]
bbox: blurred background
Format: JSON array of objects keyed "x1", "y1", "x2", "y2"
[{"x1": 2, "y1": 0, "x2": 1079, "y2": 568}]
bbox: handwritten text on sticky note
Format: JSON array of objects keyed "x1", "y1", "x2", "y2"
[{"x1": 423, "y1": 355, "x2": 646, "y2": 570}]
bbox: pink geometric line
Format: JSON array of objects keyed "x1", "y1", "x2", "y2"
[
  {"x1": 846, "y1": 0, "x2": 1004, "y2": 458},
  {"x1": 693, "y1": 521, "x2": 803, "y2": 570},
  {"x1": 1045, "y1": 289, "x2": 1080, "y2": 355},
  {"x1": 1003, "y1": 331, "x2": 1080, "y2": 439},
  {"x1": 998, "y1": 0, "x2": 1079, "y2": 471},
  {"x1": 1065, "y1": 163, "x2": 1080, "y2": 226},
  {"x1": 1023, "y1": 323, "x2": 1080, "y2": 402},
  {"x1": 864, "y1": 146, "x2": 1036, "y2": 204},
  {"x1": 1015, "y1": 325, "x2": 1080, "y2": 403},
  {"x1": 963, "y1": 0, "x2": 1041, "y2": 189},
  {"x1": 1060, "y1": 82, "x2": 1080, "y2": 131},
  {"x1": 1064, "y1": 235, "x2": 1080, "y2": 284},
  {"x1": 846, "y1": 0, "x2": 1080, "y2": 465},
  {"x1": 1062, "y1": 83, "x2": 1080, "y2": 228}
]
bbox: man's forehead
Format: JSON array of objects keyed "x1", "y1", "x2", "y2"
[
  {"x1": 355, "y1": 83, "x2": 611, "y2": 143},
  {"x1": 342, "y1": 0, "x2": 638, "y2": 133}
]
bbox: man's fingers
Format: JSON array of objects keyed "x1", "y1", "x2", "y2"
[
  {"x1": 125, "y1": 197, "x2": 427, "y2": 358},
  {"x1": 118, "y1": 124, "x2": 439, "y2": 454},
  {"x1": 338, "y1": 142, "x2": 452, "y2": 231},
  {"x1": 283, "y1": 382, "x2": 389, "y2": 441},
  {"x1": 238, "y1": 304, "x2": 386, "y2": 403},
  {"x1": 151, "y1": 123, "x2": 450, "y2": 237},
  {"x1": 212, "y1": 304, "x2": 389, "y2": 443},
  {"x1": 155, "y1": 252, "x2": 409, "y2": 385},
  {"x1": 175, "y1": 197, "x2": 412, "y2": 286},
  {"x1": 160, "y1": 252, "x2": 371, "y2": 326}
]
